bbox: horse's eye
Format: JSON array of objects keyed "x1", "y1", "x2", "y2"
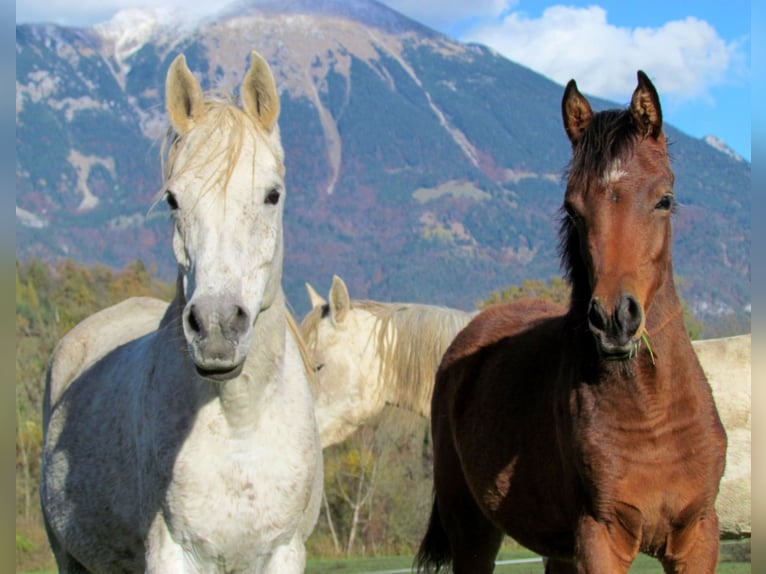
[
  {"x1": 166, "y1": 191, "x2": 179, "y2": 211},
  {"x1": 265, "y1": 188, "x2": 281, "y2": 205},
  {"x1": 564, "y1": 202, "x2": 580, "y2": 222},
  {"x1": 315, "y1": 363, "x2": 325, "y2": 372},
  {"x1": 655, "y1": 194, "x2": 673, "y2": 211}
]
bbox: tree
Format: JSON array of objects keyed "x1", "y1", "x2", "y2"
[
  {"x1": 478, "y1": 277, "x2": 571, "y2": 309},
  {"x1": 323, "y1": 425, "x2": 380, "y2": 556}
]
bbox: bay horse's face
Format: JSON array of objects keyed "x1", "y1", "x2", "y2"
[
  {"x1": 163, "y1": 52, "x2": 285, "y2": 380},
  {"x1": 561, "y1": 72, "x2": 675, "y2": 360}
]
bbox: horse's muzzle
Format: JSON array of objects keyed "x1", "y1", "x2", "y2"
[
  {"x1": 183, "y1": 296, "x2": 253, "y2": 380},
  {"x1": 588, "y1": 294, "x2": 643, "y2": 360}
]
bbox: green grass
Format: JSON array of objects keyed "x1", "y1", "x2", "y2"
[
  {"x1": 21, "y1": 540, "x2": 749, "y2": 574},
  {"x1": 304, "y1": 540, "x2": 750, "y2": 573}
]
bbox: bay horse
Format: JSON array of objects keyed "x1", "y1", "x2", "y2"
[
  {"x1": 416, "y1": 71, "x2": 727, "y2": 573},
  {"x1": 40, "y1": 52, "x2": 323, "y2": 573},
  {"x1": 301, "y1": 277, "x2": 749, "y2": 536}
]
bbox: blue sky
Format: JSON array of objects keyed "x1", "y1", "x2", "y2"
[{"x1": 16, "y1": 0, "x2": 751, "y2": 161}]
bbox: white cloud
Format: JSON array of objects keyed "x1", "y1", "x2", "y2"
[
  {"x1": 16, "y1": 0, "x2": 218, "y2": 26},
  {"x1": 17, "y1": 0, "x2": 746, "y2": 108},
  {"x1": 460, "y1": 5, "x2": 744, "y2": 103}
]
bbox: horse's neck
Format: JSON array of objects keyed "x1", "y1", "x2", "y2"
[
  {"x1": 383, "y1": 305, "x2": 472, "y2": 417},
  {"x1": 566, "y1": 275, "x2": 699, "y2": 394},
  {"x1": 607, "y1": 281, "x2": 699, "y2": 397},
  {"x1": 219, "y1": 293, "x2": 288, "y2": 430},
  {"x1": 640, "y1": 280, "x2": 699, "y2": 381},
  {"x1": 163, "y1": 282, "x2": 289, "y2": 432}
]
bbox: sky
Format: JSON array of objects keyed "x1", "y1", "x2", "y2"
[{"x1": 15, "y1": 0, "x2": 751, "y2": 161}]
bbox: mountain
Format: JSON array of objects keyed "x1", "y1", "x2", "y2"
[{"x1": 15, "y1": 0, "x2": 750, "y2": 333}]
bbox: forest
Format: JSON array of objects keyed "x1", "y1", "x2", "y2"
[{"x1": 14, "y1": 258, "x2": 711, "y2": 570}]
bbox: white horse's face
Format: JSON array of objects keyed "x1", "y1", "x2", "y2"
[
  {"x1": 164, "y1": 53, "x2": 284, "y2": 380},
  {"x1": 302, "y1": 278, "x2": 386, "y2": 446},
  {"x1": 310, "y1": 308, "x2": 380, "y2": 400}
]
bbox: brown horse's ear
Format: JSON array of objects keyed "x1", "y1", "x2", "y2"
[
  {"x1": 306, "y1": 282, "x2": 327, "y2": 308},
  {"x1": 329, "y1": 275, "x2": 350, "y2": 325},
  {"x1": 630, "y1": 70, "x2": 663, "y2": 139},
  {"x1": 241, "y1": 51, "x2": 280, "y2": 132},
  {"x1": 165, "y1": 54, "x2": 206, "y2": 135},
  {"x1": 562, "y1": 79, "x2": 593, "y2": 145}
]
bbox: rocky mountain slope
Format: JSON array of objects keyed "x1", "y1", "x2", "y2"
[{"x1": 15, "y1": 0, "x2": 750, "y2": 330}]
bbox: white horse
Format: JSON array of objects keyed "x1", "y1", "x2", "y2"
[
  {"x1": 301, "y1": 275, "x2": 751, "y2": 537},
  {"x1": 40, "y1": 52, "x2": 322, "y2": 573},
  {"x1": 300, "y1": 275, "x2": 474, "y2": 447}
]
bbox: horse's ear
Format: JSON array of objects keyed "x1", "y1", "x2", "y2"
[
  {"x1": 562, "y1": 79, "x2": 593, "y2": 145},
  {"x1": 306, "y1": 282, "x2": 326, "y2": 308},
  {"x1": 241, "y1": 51, "x2": 280, "y2": 132},
  {"x1": 329, "y1": 275, "x2": 350, "y2": 325},
  {"x1": 630, "y1": 70, "x2": 663, "y2": 139},
  {"x1": 166, "y1": 54, "x2": 206, "y2": 135}
]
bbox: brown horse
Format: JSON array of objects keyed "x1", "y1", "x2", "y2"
[{"x1": 416, "y1": 71, "x2": 727, "y2": 574}]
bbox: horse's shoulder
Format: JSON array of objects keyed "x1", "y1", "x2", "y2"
[{"x1": 46, "y1": 297, "x2": 167, "y2": 415}]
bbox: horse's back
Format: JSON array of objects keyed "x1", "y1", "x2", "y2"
[
  {"x1": 693, "y1": 334, "x2": 750, "y2": 428},
  {"x1": 44, "y1": 297, "x2": 167, "y2": 423},
  {"x1": 438, "y1": 299, "x2": 566, "y2": 373},
  {"x1": 693, "y1": 334, "x2": 751, "y2": 537}
]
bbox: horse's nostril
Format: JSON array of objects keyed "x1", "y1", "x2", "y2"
[
  {"x1": 187, "y1": 304, "x2": 202, "y2": 335},
  {"x1": 619, "y1": 294, "x2": 643, "y2": 336},
  {"x1": 230, "y1": 305, "x2": 250, "y2": 334},
  {"x1": 588, "y1": 299, "x2": 607, "y2": 332}
]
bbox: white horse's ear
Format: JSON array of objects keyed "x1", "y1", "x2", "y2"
[
  {"x1": 329, "y1": 275, "x2": 350, "y2": 325},
  {"x1": 241, "y1": 51, "x2": 280, "y2": 132},
  {"x1": 166, "y1": 54, "x2": 206, "y2": 134},
  {"x1": 306, "y1": 282, "x2": 326, "y2": 308}
]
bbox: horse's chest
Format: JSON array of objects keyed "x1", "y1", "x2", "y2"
[
  {"x1": 575, "y1": 407, "x2": 719, "y2": 526},
  {"x1": 163, "y1": 416, "x2": 316, "y2": 554}
]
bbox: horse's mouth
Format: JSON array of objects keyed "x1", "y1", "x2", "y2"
[
  {"x1": 194, "y1": 362, "x2": 244, "y2": 382},
  {"x1": 599, "y1": 349, "x2": 633, "y2": 362},
  {"x1": 595, "y1": 338, "x2": 641, "y2": 362}
]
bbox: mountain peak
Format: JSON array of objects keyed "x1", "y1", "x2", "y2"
[
  {"x1": 703, "y1": 135, "x2": 745, "y2": 162},
  {"x1": 218, "y1": 0, "x2": 436, "y2": 37}
]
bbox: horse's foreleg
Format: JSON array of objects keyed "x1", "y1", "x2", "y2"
[
  {"x1": 575, "y1": 513, "x2": 638, "y2": 574},
  {"x1": 261, "y1": 533, "x2": 306, "y2": 574},
  {"x1": 145, "y1": 516, "x2": 191, "y2": 573},
  {"x1": 660, "y1": 512, "x2": 720, "y2": 574},
  {"x1": 52, "y1": 552, "x2": 91, "y2": 574}
]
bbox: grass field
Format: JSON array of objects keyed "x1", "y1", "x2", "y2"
[
  {"x1": 22, "y1": 539, "x2": 749, "y2": 574},
  {"x1": 303, "y1": 540, "x2": 749, "y2": 573}
]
